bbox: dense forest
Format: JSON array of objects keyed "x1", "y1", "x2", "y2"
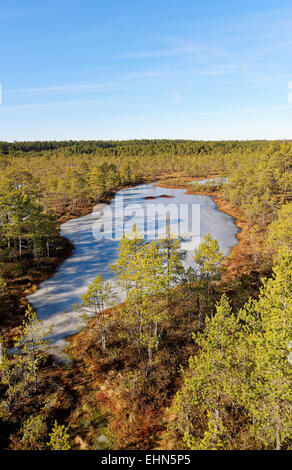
[{"x1": 0, "y1": 140, "x2": 291, "y2": 450}]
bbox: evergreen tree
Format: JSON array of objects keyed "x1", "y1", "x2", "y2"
[
  {"x1": 112, "y1": 226, "x2": 168, "y2": 363},
  {"x1": 171, "y1": 295, "x2": 240, "y2": 450},
  {"x1": 75, "y1": 274, "x2": 115, "y2": 349},
  {"x1": 238, "y1": 248, "x2": 292, "y2": 449},
  {"x1": 14, "y1": 305, "x2": 49, "y2": 393},
  {"x1": 159, "y1": 221, "x2": 186, "y2": 291},
  {"x1": 194, "y1": 234, "x2": 223, "y2": 313},
  {"x1": 47, "y1": 421, "x2": 70, "y2": 450},
  {"x1": 20, "y1": 415, "x2": 47, "y2": 450},
  {"x1": 0, "y1": 336, "x2": 27, "y2": 417},
  {"x1": 266, "y1": 202, "x2": 292, "y2": 256},
  {"x1": 194, "y1": 233, "x2": 223, "y2": 281},
  {"x1": 111, "y1": 224, "x2": 146, "y2": 295}
]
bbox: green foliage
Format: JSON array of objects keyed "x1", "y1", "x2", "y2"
[
  {"x1": 111, "y1": 224, "x2": 146, "y2": 294},
  {"x1": 75, "y1": 274, "x2": 116, "y2": 349},
  {"x1": 0, "y1": 277, "x2": 6, "y2": 297},
  {"x1": 0, "y1": 178, "x2": 58, "y2": 261},
  {"x1": 184, "y1": 411, "x2": 228, "y2": 450},
  {"x1": 1, "y1": 140, "x2": 290, "y2": 226},
  {"x1": 159, "y1": 222, "x2": 186, "y2": 290},
  {"x1": 14, "y1": 305, "x2": 50, "y2": 392},
  {"x1": 20, "y1": 415, "x2": 47, "y2": 450},
  {"x1": 238, "y1": 248, "x2": 292, "y2": 449},
  {"x1": 0, "y1": 336, "x2": 27, "y2": 418},
  {"x1": 0, "y1": 306, "x2": 50, "y2": 420},
  {"x1": 266, "y1": 202, "x2": 292, "y2": 256},
  {"x1": 47, "y1": 421, "x2": 70, "y2": 450},
  {"x1": 112, "y1": 225, "x2": 170, "y2": 364},
  {"x1": 124, "y1": 369, "x2": 146, "y2": 396},
  {"x1": 171, "y1": 295, "x2": 239, "y2": 449},
  {"x1": 170, "y1": 250, "x2": 292, "y2": 450},
  {"x1": 194, "y1": 233, "x2": 223, "y2": 281}
]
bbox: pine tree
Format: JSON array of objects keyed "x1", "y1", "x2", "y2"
[
  {"x1": 170, "y1": 295, "x2": 240, "y2": 450},
  {"x1": 0, "y1": 336, "x2": 27, "y2": 417},
  {"x1": 111, "y1": 224, "x2": 146, "y2": 295},
  {"x1": 159, "y1": 221, "x2": 186, "y2": 292},
  {"x1": 75, "y1": 274, "x2": 115, "y2": 349},
  {"x1": 112, "y1": 225, "x2": 168, "y2": 363},
  {"x1": 194, "y1": 233, "x2": 223, "y2": 281},
  {"x1": 47, "y1": 421, "x2": 70, "y2": 450},
  {"x1": 266, "y1": 202, "x2": 292, "y2": 256},
  {"x1": 14, "y1": 305, "x2": 49, "y2": 393},
  {"x1": 194, "y1": 233, "x2": 223, "y2": 313},
  {"x1": 0, "y1": 188, "x2": 57, "y2": 261},
  {"x1": 184, "y1": 411, "x2": 228, "y2": 450},
  {"x1": 20, "y1": 414, "x2": 47, "y2": 450},
  {"x1": 137, "y1": 241, "x2": 168, "y2": 365},
  {"x1": 238, "y1": 248, "x2": 292, "y2": 449}
]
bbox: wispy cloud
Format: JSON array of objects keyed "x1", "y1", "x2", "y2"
[
  {"x1": 122, "y1": 45, "x2": 210, "y2": 59},
  {"x1": 5, "y1": 83, "x2": 122, "y2": 94},
  {"x1": 4, "y1": 71, "x2": 170, "y2": 97},
  {"x1": 120, "y1": 36, "x2": 246, "y2": 78},
  {"x1": 0, "y1": 98, "x2": 108, "y2": 111},
  {"x1": 197, "y1": 64, "x2": 246, "y2": 76},
  {"x1": 121, "y1": 71, "x2": 168, "y2": 80}
]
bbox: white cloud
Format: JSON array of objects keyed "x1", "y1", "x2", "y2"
[
  {"x1": 197, "y1": 64, "x2": 246, "y2": 76},
  {"x1": 121, "y1": 71, "x2": 168, "y2": 80},
  {"x1": 0, "y1": 98, "x2": 107, "y2": 111},
  {"x1": 5, "y1": 83, "x2": 121, "y2": 94},
  {"x1": 5, "y1": 71, "x2": 170, "y2": 96},
  {"x1": 122, "y1": 45, "x2": 210, "y2": 59}
]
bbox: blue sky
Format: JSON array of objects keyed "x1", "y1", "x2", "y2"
[{"x1": 0, "y1": 0, "x2": 292, "y2": 141}]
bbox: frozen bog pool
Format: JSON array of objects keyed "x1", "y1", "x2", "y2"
[
  {"x1": 27, "y1": 183, "x2": 239, "y2": 356},
  {"x1": 191, "y1": 177, "x2": 229, "y2": 185}
]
